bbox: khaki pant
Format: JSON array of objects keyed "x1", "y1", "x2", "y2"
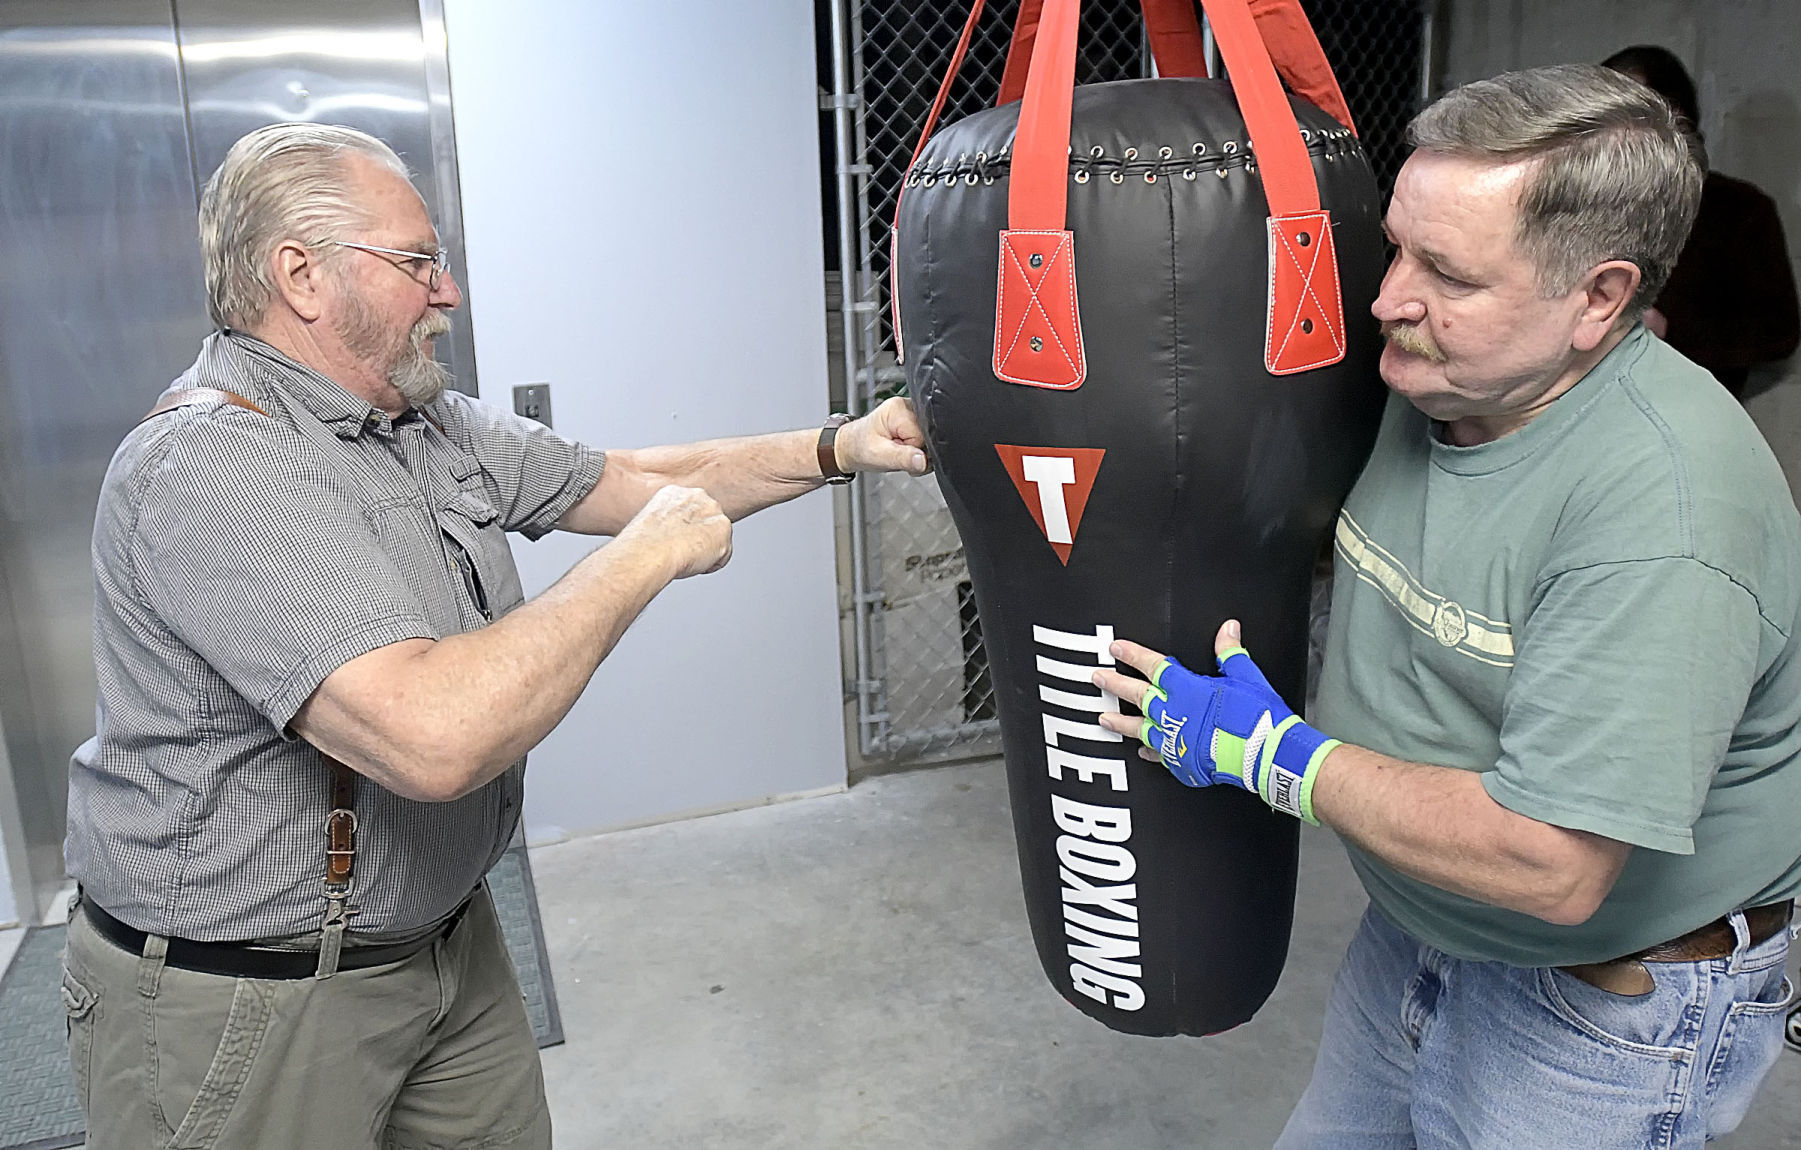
[{"x1": 61, "y1": 886, "x2": 551, "y2": 1150}]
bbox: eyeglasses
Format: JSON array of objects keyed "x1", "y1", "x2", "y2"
[{"x1": 331, "y1": 240, "x2": 449, "y2": 291}]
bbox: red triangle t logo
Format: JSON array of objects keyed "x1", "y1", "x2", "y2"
[{"x1": 994, "y1": 445, "x2": 1106, "y2": 565}]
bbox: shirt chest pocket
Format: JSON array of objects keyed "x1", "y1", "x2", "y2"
[{"x1": 437, "y1": 485, "x2": 525, "y2": 624}]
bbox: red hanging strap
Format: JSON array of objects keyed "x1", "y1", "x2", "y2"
[
  {"x1": 994, "y1": 0, "x2": 1086, "y2": 388},
  {"x1": 999, "y1": 0, "x2": 1210, "y2": 108},
  {"x1": 1141, "y1": 0, "x2": 1210, "y2": 81},
  {"x1": 1198, "y1": 0, "x2": 1315, "y2": 216},
  {"x1": 1002, "y1": 1, "x2": 1355, "y2": 133},
  {"x1": 904, "y1": 0, "x2": 1352, "y2": 381},
  {"x1": 996, "y1": 0, "x2": 1043, "y2": 109},
  {"x1": 1248, "y1": 0, "x2": 1356, "y2": 135},
  {"x1": 1007, "y1": 0, "x2": 1082, "y2": 232},
  {"x1": 902, "y1": 0, "x2": 990, "y2": 181},
  {"x1": 890, "y1": 0, "x2": 989, "y2": 366},
  {"x1": 1198, "y1": 0, "x2": 1346, "y2": 374}
]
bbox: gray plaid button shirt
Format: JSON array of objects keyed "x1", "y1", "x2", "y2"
[{"x1": 67, "y1": 331, "x2": 606, "y2": 940}]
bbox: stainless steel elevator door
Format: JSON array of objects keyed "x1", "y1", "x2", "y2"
[
  {"x1": 0, "y1": 0, "x2": 477, "y2": 918},
  {"x1": 0, "y1": 1, "x2": 213, "y2": 914}
]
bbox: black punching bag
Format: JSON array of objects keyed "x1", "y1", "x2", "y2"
[{"x1": 893, "y1": 0, "x2": 1384, "y2": 1036}]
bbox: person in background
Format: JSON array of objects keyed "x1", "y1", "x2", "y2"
[{"x1": 1604, "y1": 44, "x2": 1800, "y2": 398}]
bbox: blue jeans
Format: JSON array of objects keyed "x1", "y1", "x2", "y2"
[{"x1": 1276, "y1": 906, "x2": 1796, "y2": 1149}]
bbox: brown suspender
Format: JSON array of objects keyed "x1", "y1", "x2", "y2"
[
  {"x1": 142, "y1": 386, "x2": 269, "y2": 422},
  {"x1": 142, "y1": 386, "x2": 361, "y2": 953}
]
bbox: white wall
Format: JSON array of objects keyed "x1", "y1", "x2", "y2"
[
  {"x1": 1443, "y1": 0, "x2": 1801, "y2": 506},
  {"x1": 443, "y1": 0, "x2": 845, "y2": 841}
]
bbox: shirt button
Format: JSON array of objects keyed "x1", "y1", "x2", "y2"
[{"x1": 363, "y1": 411, "x2": 381, "y2": 431}]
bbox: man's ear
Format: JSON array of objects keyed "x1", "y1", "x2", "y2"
[
  {"x1": 270, "y1": 240, "x2": 327, "y2": 323},
  {"x1": 1572, "y1": 260, "x2": 1642, "y2": 351}
]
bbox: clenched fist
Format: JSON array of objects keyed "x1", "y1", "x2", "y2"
[
  {"x1": 621, "y1": 484, "x2": 732, "y2": 579},
  {"x1": 832, "y1": 396, "x2": 931, "y2": 476}
]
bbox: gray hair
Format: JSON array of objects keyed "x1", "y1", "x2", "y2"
[
  {"x1": 1407, "y1": 64, "x2": 1703, "y2": 319},
  {"x1": 198, "y1": 123, "x2": 411, "y2": 330}
]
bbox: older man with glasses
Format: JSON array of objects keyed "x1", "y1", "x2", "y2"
[{"x1": 59, "y1": 122, "x2": 929, "y2": 1150}]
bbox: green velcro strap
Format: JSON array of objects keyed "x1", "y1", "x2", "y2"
[
  {"x1": 1217, "y1": 645, "x2": 1249, "y2": 666},
  {"x1": 1294, "y1": 739, "x2": 1340, "y2": 825},
  {"x1": 1213, "y1": 730, "x2": 1250, "y2": 785},
  {"x1": 1138, "y1": 717, "x2": 1156, "y2": 747},
  {"x1": 1150, "y1": 658, "x2": 1174, "y2": 688}
]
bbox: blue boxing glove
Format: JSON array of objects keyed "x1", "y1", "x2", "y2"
[{"x1": 1137, "y1": 645, "x2": 1339, "y2": 824}]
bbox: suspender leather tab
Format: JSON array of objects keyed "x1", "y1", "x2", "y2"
[{"x1": 319, "y1": 758, "x2": 357, "y2": 979}]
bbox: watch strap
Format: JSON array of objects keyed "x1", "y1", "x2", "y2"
[{"x1": 818, "y1": 413, "x2": 854, "y2": 484}]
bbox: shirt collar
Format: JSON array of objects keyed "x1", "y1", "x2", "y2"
[
  {"x1": 221, "y1": 330, "x2": 392, "y2": 440},
  {"x1": 1427, "y1": 323, "x2": 1650, "y2": 476}
]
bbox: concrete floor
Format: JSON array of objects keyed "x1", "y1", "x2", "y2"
[{"x1": 530, "y1": 760, "x2": 1801, "y2": 1149}]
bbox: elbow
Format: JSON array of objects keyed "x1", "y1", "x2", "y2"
[
  {"x1": 383, "y1": 731, "x2": 493, "y2": 804},
  {"x1": 1490, "y1": 813, "x2": 1628, "y2": 927},
  {"x1": 394, "y1": 769, "x2": 477, "y2": 805},
  {"x1": 1531, "y1": 884, "x2": 1606, "y2": 927},
  {"x1": 1519, "y1": 857, "x2": 1619, "y2": 927}
]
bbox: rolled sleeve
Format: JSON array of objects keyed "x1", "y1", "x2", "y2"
[
  {"x1": 1486, "y1": 557, "x2": 1762, "y2": 854},
  {"x1": 131, "y1": 412, "x2": 440, "y2": 732}
]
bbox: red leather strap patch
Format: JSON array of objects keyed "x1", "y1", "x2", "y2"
[
  {"x1": 994, "y1": 229, "x2": 1086, "y2": 390},
  {"x1": 1266, "y1": 211, "x2": 1346, "y2": 375}
]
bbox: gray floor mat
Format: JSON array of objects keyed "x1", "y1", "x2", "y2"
[
  {"x1": 0, "y1": 925, "x2": 84, "y2": 1150},
  {"x1": 490, "y1": 842, "x2": 566, "y2": 1048},
  {"x1": 0, "y1": 845, "x2": 561, "y2": 1149}
]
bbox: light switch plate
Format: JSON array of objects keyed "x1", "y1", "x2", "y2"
[{"x1": 512, "y1": 383, "x2": 553, "y2": 428}]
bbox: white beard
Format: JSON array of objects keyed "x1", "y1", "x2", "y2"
[
  {"x1": 390, "y1": 310, "x2": 453, "y2": 408},
  {"x1": 330, "y1": 291, "x2": 453, "y2": 409}
]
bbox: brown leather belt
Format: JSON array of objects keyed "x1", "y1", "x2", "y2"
[{"x1": 1562, "y1": 901, "x2": 1793, "y2": 995}]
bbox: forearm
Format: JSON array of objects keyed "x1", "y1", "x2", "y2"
[
  {"x1": 1310, "y1": 743, "x2": 1627, "y2": 925},
  {"x1": 559, "y1": 430, "x2": 823, "y2": 534},
  {"x1": 634, "y1": 429, "x2": 825, "y2": 519},
  {"x1": 296, "y1": 533, "x2": 678, "y2": 801}
]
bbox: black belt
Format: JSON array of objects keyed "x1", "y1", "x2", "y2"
[{"x1": 80, "y1": 897, "x2": 471, "y2": 980}]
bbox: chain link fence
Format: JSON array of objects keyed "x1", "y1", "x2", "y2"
[{"x1": 823, "y1": 0, "x2": 1433, "y2": 764}]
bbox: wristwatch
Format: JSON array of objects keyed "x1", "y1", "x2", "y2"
[{"x1": 818, "y1": 413, "x2": 854, "y2": 485}]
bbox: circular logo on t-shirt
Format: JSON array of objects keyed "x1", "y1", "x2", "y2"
[{"x1": 1433, "y1": 600, "x2": 1468, "y2": 648}]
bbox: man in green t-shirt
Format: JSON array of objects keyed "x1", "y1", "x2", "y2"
[{"x1": 1095, "y1": 65, "x2": 1801, "y2": 1147}]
